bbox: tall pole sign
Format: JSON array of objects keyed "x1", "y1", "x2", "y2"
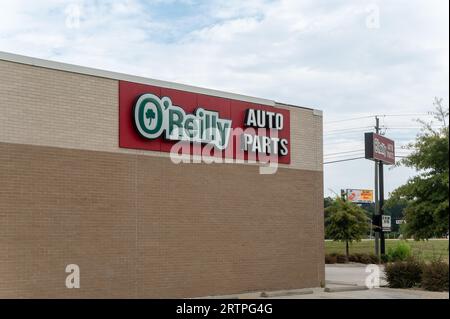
[
  {"x1": 374, "y1": 118, "x2": 379, "y2": 258},
  {"x1": 364, "y1": 132, "x2": 396, "y2": 165},
  {"x1": 365, "y1": 122, "x2": 395, "y2": 258}
]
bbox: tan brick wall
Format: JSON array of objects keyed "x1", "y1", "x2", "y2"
[
  {"x1": 0, "y1": 57, "x2": 324, "y2": 298},
  {"x1": 0, "y1": 142, "x2": 324, "y2": 298},
  {"x1": 0, "y1": 59, "x2": 322, "y2": 171}
]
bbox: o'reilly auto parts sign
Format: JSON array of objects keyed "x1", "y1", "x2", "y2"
[
  {"x1": 119, "y1": 81, "x2": 291, "y2": 164},
  {"x1": 364, "y1": 132, "x2": 395, "y2": 165},
  {"x1": 133, "y1": 93, "x2": 233, "y2": 150}
]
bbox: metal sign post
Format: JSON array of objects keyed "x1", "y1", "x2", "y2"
[
  {"x1": 365, "y1": 117, "x2": 395, "y2": 258},
  {"x1": 374, "y1": 159, "x2": 379, "y2": 258},
  {"x1": 379, "y1": 162, "x2": 385, "y2": 255},
  {"x1": 374, "y1": 117, "x2": 380, "y2": 258}
]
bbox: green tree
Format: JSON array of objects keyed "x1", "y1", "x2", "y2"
[
  {"x1": 324, "y1": 196, "x2": 334, "y2": 209},
  {"x1": 390, "y1": 98, "x2": 449, "y2": 239},
  {"x1": 325, "y1": 197, "x2": 370, "y2": 260}
]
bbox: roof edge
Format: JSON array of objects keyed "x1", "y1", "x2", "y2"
[
  {"x1": 275, "y1": 101, "x2": 322, "y2": 115},
  {"x1": 0, "y1": 51, "x2": 279, "y2": 106}
]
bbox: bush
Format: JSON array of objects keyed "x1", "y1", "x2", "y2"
[
  {"x1": 335, "y1": 254, "x2": 347, "y2": 263},
  {"x1": 368, "y1": 254, "x2": 380, "y2": 264},
  {"x1": 385, "y1": 258, "x2": 423, "y2": 288},
  {"x1": 326, "y1": 253, "x2": 380, "y2": 264},
  {"x1": 387, "y1": 241, "x2": 412, "y2": 262},
  {"x1": 357, "y1": 253, "x2": 371, "y2": 264},
  {"x1": 380, "y1": 254, "x2": 390, "y2": 264},
  {"x1": 325, "y1": 254, "x2": 337, "y2": 264},
  {"x1": 349, "y1": 253, "x2": 379, "y2": 264},
  {"x1": 325, "y1": 253, "x2": 347, "y2": 263},
  {"x1": 421, "y1": 260, "x2": 449, "y2": 291}
]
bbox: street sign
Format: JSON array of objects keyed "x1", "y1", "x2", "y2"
[{"x1": 382, "y1": 215, "x2": 391, "y2": 232}]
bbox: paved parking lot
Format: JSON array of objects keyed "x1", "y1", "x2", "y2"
[
  {"x1": 280, "y1": 264, "x2": 448, "y2": 299},
  {"x1": 325, "y1": 263, "x2": 388, "y2": 286},
  {"x1": 205, "y1": 264, "x2": 449, "y2": 299},
  {"x1": 270, "y1": 287, "x2": 449, "y2": 299}
]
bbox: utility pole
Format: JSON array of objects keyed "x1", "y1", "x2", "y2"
[
  {"x1": 379, "y1": 161, "x2": 386, "y2": 255},
  {"x1": 374, "y1": 116, "x2": 380, "y2": 258},
  {"x1": 373, "y1": 115, "x2": 386, "y2": 257}
]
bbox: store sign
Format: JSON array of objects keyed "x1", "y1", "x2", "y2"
[
  {"x1": 241, "y1": 109, "x2": 289, "y2": 156},
  {"x1": 119, "y1": 81, "x2": 291, "y2": 163},
  {"x1": 133, "y1": 94, "x2": 232, "y2": 150},
  {"x1": 346, "y1": 189, "x2": 374, "y2": 203},
  {"x1": 365, "y1": 132, "x2": 395, "y2": 165}
]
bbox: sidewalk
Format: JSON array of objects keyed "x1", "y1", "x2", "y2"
[{"x1": 200, "y1": 264, "x2": 449, "y2": 299}]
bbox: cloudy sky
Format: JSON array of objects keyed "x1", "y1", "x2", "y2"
[{"x1": 1, "y1": 0, "x2": 448, "y2": 197}]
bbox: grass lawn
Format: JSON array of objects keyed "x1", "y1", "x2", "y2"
[{"x1": 325, "y1": 239, "x2": 449, "y2": 262}]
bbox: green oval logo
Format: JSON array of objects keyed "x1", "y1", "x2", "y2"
[{"x1": 134, "y1": 94, "x2": 164, "y2": 139}]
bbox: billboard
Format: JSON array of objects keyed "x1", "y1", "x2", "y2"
[
  {"x1": 346, "y1": 189, "x2": 374, "y2": 203},
  {"x1": 365, "y1": 132, "x2": 395, "y2": 165}
]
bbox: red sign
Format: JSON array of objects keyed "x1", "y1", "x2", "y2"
[
  {"x1": 119, "y1": 81, "x2": 291, "y2": 164},
  {"x1": 365, "y1": 132, "x2": 395, "y2": 165}
]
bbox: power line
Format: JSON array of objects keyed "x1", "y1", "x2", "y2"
[
  {"x1": 323, "y1": 153, "x2": 413, "y2": 164},
  {"x1": 325, "y1": 116, "x2": 374, "y2": 124},
  {"x1": 324, "y1": 154, "x2": 365, "y2": 160},
  {"x1": 323, "y1": 157, "x2": 365, "y2": 164},
  {"x1": 324, "y1": 125, "x2": 431, "y2": 142},
  {"x1": 323, "y1": 149, "x2": 414, "y2": 164},
  {"x1": 324, "y1": 113, "x2": 432, "y2": 125},
  {"x1": 324, "y1": 126, "x2": 373, "y2": 133},
  {"x1": 324, "y1": 147, "x2": 413, "y2": 157},
  {"x1": 383, "y1": 126, "x2": 441, "y2": 130},
  {"x1": 324, "y1": 152, "x2": 365, "y2": 159},
  {"x1": 324, "y1": 130, "x2": 371, "y2": 137},
  {"x1": 378, "y1": 113, "x2": 432, "y2": 118},
  {"x1": 324, "y1": 149, "x2": 365, "y2": 157}
]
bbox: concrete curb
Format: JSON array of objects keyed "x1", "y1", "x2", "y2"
[
  {"x1": 324, "y1": 286, "x2": 369, "y2": 293},
  {"x1": 199, "y1": 295, "x2": 240, "y2": 299},
  {"x1": 326, "y1": 263, "x2": 380, "y2": 267},
  {"x1": 260, "y1": 288, "x2": 314, "y2": 298},
  {"x1": 326, "y1": 280, "x2": 359, "y2": 286}
]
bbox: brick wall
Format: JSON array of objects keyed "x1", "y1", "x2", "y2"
[
  {"x1": 0, "y1": 57, "x2": 324, "y2": 298},
  {"x1": 0, "y1": 59, "x2": 323, "y2": 172}
]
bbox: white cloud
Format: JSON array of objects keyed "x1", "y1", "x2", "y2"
[{"x1": 0, "y1": 0, "x2": 448, "y2": 196}]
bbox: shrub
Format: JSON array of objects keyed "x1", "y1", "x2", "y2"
[
  {"x1": 348, "y1": 254, "x2": 360, "y2": 262},
  {"x1": 380, "y1": 254, "x2": 390, "y2": 264},
  {"x1": 421, "y1": 260, "x2": 449, "y2": 291},
  {"x1": 326, "y1": 253, "x2": 381, "y2": 264},
  {"x1": 385, "y1": 258, "x2": 423, "y2": 288},
  {"x1": 350, "y1": 253, "x2": 379, "y2": 264},
  {"x1": 368, "y1": 254, "x2": 380, "y2": 264},
  {"x1": 335, "y1": 253, "x2": 347, "y2": 263},
  {"x1": 387, "y1": 241, "x2": 412, "y2": 262},
  {"x1": 325, "y1": 254, "x2": 337, "y2": 264},
  {"x1": 358, "y1": 253, "x2": 373, "y2": 264}
]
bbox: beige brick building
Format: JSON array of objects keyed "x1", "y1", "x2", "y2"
[{"x1": 0, "y1": 51, "x2": 324, "y2": 298}]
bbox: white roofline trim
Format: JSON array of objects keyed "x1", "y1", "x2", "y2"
[
  {"x1": 313, "y1": 109, "x2": 323, "y2": 117},
  {"x1": 0, "y1": 51, "x2": 278, "y2": 106}
]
